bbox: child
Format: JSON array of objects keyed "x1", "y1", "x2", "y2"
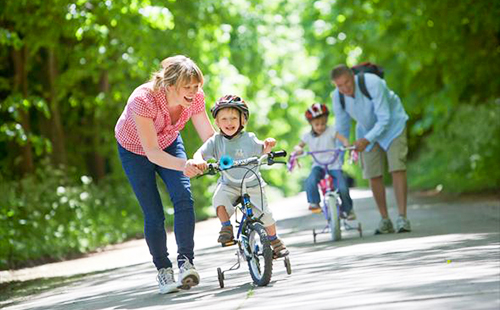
[
  {"x1": 193, "y1": 95, "x2": 289, "y2": 257},
  {"x1": 193, "y1": 95, "x2": 289, "y2": 258},
  {"x1": 294, "y1": 103, "x2": 355, "y2": 219}
]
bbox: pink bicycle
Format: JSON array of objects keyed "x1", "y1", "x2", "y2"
[{"x1": 288, "y1": 147, "x2": 362, "y2": 243}]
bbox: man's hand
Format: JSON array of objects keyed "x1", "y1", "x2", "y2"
[
  {"x1": 354, "y1": 138, "x2": 370, "y2": 152},
  {"x1": 183, "y1": 159, "x2": 204, "y2": 178},
  {"x1": 263, "y1": 138, "x2": 276, "y2": 153}
]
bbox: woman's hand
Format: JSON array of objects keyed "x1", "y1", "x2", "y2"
[
  {"x1": 192, "y1": 158, "x2": 208, "y2": 172},
  {"x1": 263, "y1": 138, "x2": 276, "y2": 153},
  {"x1": 183, "y1": 159, "x2": 204, "y2": 178}
]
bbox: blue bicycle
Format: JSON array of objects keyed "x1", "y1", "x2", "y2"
[{"x1": 200, "y1": 150, "x2": 292, "y2": 288}]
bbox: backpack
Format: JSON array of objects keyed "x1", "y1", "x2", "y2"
[{"x1": 338, "y1": 62, "x2": 384, "y2": 110}]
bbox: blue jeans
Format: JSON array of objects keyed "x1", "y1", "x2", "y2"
[
  {"x1": 305, "y1": 166, "x2": 353, "y2": 213},
  {"x1": 117, "y1": 134, "x2": 195, "y2": 270}
]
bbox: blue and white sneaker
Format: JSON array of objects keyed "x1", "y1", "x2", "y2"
[{"x1": 157, "y1": 267, "x2": 179, "y2": 294}]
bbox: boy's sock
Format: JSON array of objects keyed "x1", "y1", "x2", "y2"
[
  {"x1": 267, "y1": 234, "x2": 278, "y2": 241},
  {"x1": 222, "y1": 221, "x2": 231, "y2": 227}
]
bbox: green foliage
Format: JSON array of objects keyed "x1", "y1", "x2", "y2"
[
  {"x1": 410, "y1": 102, "x2": 500, "y2": 193},
  {"x1": 0, "y1": 162, "x2": 142, "y2": 270}
]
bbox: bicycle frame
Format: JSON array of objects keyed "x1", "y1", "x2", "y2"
[
  {"x1": 288, "y1": 147, "x2": 361, "y2": 242},
  {"x1": 200, "y1": 150, "x2": 292, "y2": 287}
]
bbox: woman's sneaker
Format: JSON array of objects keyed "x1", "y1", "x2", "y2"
[
  {"x1": 177, "y1": 258, "x2": 200, "y2": 290},
  {"x1": 396, "y1": 215, "x2": 411, "y2": 233},
  {"x1": 374, "y1": 218, "x2": 395, "y2": 235},
  {"x1": 157, "y1": 267, "x2": 179, "y2": 294}
]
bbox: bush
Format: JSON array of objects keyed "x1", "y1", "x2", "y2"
[
  {"x1": 409, "y1": 102, "x2": 500, "y2": 193},
  {"x1": 0, "y1": 162, "x2": 143, "y2": 270}
]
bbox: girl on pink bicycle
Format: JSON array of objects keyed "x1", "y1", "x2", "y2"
[{"x1": 292, "y1": 103, "x2": 356, "y2": 220}]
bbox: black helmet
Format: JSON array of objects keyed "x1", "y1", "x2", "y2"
[{"x1": 211, "y1": 95, "x2": 250, "y2": 120}]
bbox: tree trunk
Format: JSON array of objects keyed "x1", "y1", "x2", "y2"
[
  {"x1": 90, "y1": 71, "x2": 109, "y2": 181},
  {"x1": 47, "y1": 48, "x2": 67, "y2": 167},
  {"x1": 11, "y1": 45, "x2": 34, "y2": 175}
]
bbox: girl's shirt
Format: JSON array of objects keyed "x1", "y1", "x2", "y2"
[
  {"x1": 301, "y1": 125, "x2": 342, "y2": 170},
  {"x1": 115, "y1": 82, "x2": 206, "y2": 155},
  {"x1": 198, "y1": 132, "x2": 265, "y2": 188}
]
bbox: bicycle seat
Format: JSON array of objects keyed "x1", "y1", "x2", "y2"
[{"x1": 233, "y1": 197, "x2": 242, "y2": 207}]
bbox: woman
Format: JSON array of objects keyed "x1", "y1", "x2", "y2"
[{"x1": 115, "y1": 55, "x2": 215, "y2": 294}]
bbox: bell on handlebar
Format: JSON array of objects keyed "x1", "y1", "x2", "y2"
[{"x1": 219, "y1": 155, "x2": 234, "y2": 170}]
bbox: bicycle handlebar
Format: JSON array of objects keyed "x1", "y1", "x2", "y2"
[
  {"x1": 201, "y1": 150, "x2": 287, "y2": 176},
  {"x1": 287, "y1": 146, "x2": 357, "y2": 172}
]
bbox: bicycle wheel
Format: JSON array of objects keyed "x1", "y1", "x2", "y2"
[
  {"x1": 245, "y1": 222, "x2": 273, "y2": 286},
  {"x1": 327, "y1": 194, "x2": 341, "y2": 241}
]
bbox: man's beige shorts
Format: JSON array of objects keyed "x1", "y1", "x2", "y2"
[
  {"x1": 213, "y1": 182, "x2": 275, "y2": 227},
  {"x1": 361, "y1": 127, "x2": 408, "y2": 179}
]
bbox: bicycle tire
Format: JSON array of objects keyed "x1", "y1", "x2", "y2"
[
  {"x1": 245, "y1": 222, "x2": 273, "y2": 286},
  {"x1": 327, "y1": 194, "x2": 341, "y2": 241}
]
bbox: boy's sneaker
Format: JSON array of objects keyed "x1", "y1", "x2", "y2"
[
  {"x1": 396, "y1": 215, "x2": 412, "y2": 233},
  {"x1": 374, "y1": 218, "x2": 395, "y2": 235},
  {"x1": 308, "y1": 203, "x2": 321, "y2": 213},
  {"x1": 157, "y1": 267, "x2": 179, "y2": 294},
  {"x1": 346, "y1": 209, "x2": 357, "y2": 221},
  {"x1": 270, "y1": 238, "x2": 289, "y2": 258},
  {"x1": 217, "y1": 225, "x2": 234, "y2": 244},
  {"x1": 177, "y1": 258, "x2": 200, "y2": 290}
]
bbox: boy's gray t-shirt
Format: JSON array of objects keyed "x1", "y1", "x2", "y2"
[
  {"x1": 301, "y1": 125, "x2": 342, "y2": 170},
  {"x1": 199, "y1": 132, "x2": 264, "y2": 187}
]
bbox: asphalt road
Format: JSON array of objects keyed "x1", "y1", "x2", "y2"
[{"x1": 1, "y1": 189, "x2": 499, "y2": 310}]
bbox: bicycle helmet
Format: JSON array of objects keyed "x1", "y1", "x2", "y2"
[
  {"x1": 211, "y1": 95, "x2": 250, "y2": 120},
  {"x1": 211, "y1": 95, "x2": 250, "y2": 140},
  {"x1": 305, "y1": 103, "x2": 329, "y2": 121}
]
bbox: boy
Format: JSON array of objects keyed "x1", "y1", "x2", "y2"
[
  {"x1": 193, "y1": 95, "x2": 289, "y2": 258},
  {"x1": 294, "y1": 103, "x2": 355, "y2": 219}
]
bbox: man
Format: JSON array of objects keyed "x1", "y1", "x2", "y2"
[{"x1": 331, "y1": 64, "x2": 411, "y2": 234}]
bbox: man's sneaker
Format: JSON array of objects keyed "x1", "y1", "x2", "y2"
[
  {"x1": 308, "y1": 203, "x2": 321, "y2": 213},
  {"x1": 346, "y1": 209, "x2": 357, "y2": 221},
  {"x1": 396, "y1": 215, "x2": 411, "y2": 233},
  {"x1": 374, "y1": 218, "x2": 395, "y2": 235},
  {"x1": 177, "y1": 258, "x2": 200, "y2": 290},
  {"x1": 157, "y1": 267, "x2": 179, "y2": 294}
]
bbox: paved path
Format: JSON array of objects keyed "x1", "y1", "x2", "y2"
[{"x1": 1, "y1": 189, "x2": 499, "y2": 310}]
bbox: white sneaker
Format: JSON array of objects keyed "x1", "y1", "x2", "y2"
[
  {"x1": 396, "y1": 215, "x2": 412, "y2": 233},
  {"x1": 157, "y1": 267, "x2": 179, "y2": 294},
  {"x1": 177, "y1": 258, "x2": 200, "y2": 290}
]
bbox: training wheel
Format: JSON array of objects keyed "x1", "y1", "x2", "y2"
[
  {"x1": 217, "y1": 267, "x2": 224, "y2": 288},
  {"x1": 284, "y1": 256, "x2": 292, "y2": 275},
  {"x1": 358, "y1": 222, "x2": 363, "y2": 238}
]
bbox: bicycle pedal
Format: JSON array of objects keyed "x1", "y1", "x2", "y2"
[{"x1": 221, "y1": 240, "x2": 237, "y2": 247}]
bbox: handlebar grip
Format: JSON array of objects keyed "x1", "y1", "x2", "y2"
[{"x1": 272, "y1": 150, "x2": 287, "y2": 158}]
